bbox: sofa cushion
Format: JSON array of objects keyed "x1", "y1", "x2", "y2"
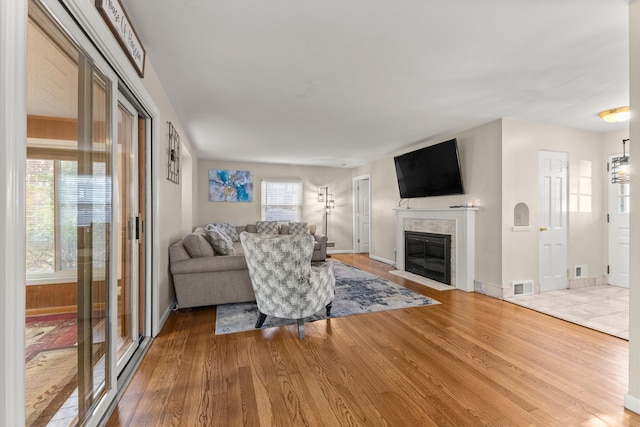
[
  {"x1": 183, "y1": 233, "x2": 215, "y2": 258},
  {"x1": 256, "y1": 220, "x2": 279, "y2": 235},
  {"x1": 214, "y1": 222, "x2": 240, "y2": 242},
  {"x1": 288, "y1": 221, "x2": 309, "y2": 235},
  {"x1": 204, "y1": 226, "x2": 236, "y2": 255}
]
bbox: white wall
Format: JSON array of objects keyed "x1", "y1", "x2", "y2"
[
  {"x1": 502, "y1": 119, "x2": 607, "y2": 290},
  {"x1": 353, "y1": 119, "x2": 503, "y2": 286},
  {"x1": 198, "y1": 159, "x2": 354, "y2": 251},
  {"x1": 140, "y1": 62, "x2": 198, "y2": 329}
]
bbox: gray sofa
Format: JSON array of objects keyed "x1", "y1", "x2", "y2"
[{"x1": 169, "y1": 223, "x2": 328, "y2": 309}]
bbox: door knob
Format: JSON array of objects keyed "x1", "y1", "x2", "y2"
[{"x1": 540, "y1": 226, "x2": 548, "y2": 231}]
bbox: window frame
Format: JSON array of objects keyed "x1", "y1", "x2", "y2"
[
  {"x1": 260, "y1": 179, "x2": 304, "y2": 223},
  {"x1": 25, "y1": 145, "x2": 109, "y2": 284}
]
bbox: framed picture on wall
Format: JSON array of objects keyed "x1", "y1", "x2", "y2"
[{"x1": 208, "y1": 169, "x2": 253, "y2": 202}]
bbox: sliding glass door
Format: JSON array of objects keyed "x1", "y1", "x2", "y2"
[
  {"x1": 116, "y1": 95, "x2": 141, "y2": 372},
  {"x1": 25, "y1": 1, "x2": 147, "y2": 424}
]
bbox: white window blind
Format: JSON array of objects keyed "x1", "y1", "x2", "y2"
[{"x1": 261, "y1": 180, "x2": 303, "y2": 222}]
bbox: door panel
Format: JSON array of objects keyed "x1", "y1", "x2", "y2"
[
  {"x1": 116, "y1": 95, "x2": 140, "y2": 371},
  {"x1": 539, "y1": 151, "x2": 568, "y2": 291},
  {"x1": 354, "y1": 177, "x2": 370, "y2": 253},
  {"x1": 25, "y1": 2, "x2": 118, "y2": 424},
  {"x1": 608, "y1": 155, "x2": 630, "y2": 288}
]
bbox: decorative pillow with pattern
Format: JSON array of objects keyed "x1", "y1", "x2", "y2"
[
  {"x1": 288, "y1": 221, "x2": 309, "y2": 235},
  {"x1": 256, "y1": 220, "x2": 279, "y2": 235},
  {"x1": 204, "y1": 226, "x2": 236, "y2": 255},
  {"x1": 214, "y1": 222, "x2": 240, "y2": 242}
]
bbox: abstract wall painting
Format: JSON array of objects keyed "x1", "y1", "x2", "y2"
[{"x1": 208, "y1": 169, "x2": 253, "y2": 202}]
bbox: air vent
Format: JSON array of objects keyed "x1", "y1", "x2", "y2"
[
  {"x1": 575, "y1": 264, "x2": 588, "y2": 278},
  {"x1": 512, "y1": 280, "x2": 534, "y2": 296}
]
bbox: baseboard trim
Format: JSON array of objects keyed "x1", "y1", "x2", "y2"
[
  {"x1": 26, "y1": 305, "x2": 77, "y2": 317},
  {"x1": 156, "y1": 301, "x2": 174, "y2": 337},
  {"x1": 327, "y1": 249, "x2": 354, "y2": 255},
  {"x1": 369, "y1": 254, "x2": 395, "y2": 266},
  {"x1": 625, "y1": 393, "x2": 640, "y2": 414}
]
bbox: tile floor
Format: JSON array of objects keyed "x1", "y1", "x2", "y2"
[{"x1": 504, "y1": 285, "x2": 629, "y2": 340}]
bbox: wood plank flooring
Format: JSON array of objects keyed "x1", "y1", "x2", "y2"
[{"x1": 107, "y1": 254, "x2": 640, "y2": 426}]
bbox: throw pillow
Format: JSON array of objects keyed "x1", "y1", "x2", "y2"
[
  {"x1": 256, "y1": 220, "x2": 279, "y2": 235},
  {"x1": 288, "y1": 222, "x2": 309, "y2": 235},
  {"x1": 204, "y1": 226, "x2": 236, "y2": 255},
  {"x1": 213, "y1": 222, "x2": 240, "y2": 242},
  {"x1": 183, "y1": 233, "x2": 215, "y2": 258}
]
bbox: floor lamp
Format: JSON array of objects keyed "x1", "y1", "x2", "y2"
[{"x1": 318, "y1": 187, "x2": 335, "y2": 238}]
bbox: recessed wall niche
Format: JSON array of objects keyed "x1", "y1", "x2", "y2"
[{"x1": 514, "y1": 202, "x2": 530, "y2": 228}]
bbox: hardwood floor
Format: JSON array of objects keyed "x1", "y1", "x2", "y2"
[{"x1": 107, "y1": 254, "x2": 640, "y2": 426}]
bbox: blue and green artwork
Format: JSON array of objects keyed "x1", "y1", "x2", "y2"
[{"x1": 208, "y1": 169, "x2": 253, "y2": 202}]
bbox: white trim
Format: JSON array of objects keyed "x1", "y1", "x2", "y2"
[
  {"x1": 151, "y1": 117, "x2": 162, "y2": 336},
  {"x1": 145, "y1": 118, "x2": 156, "y2": 337},
  {"x1": 159, "y1": 302, "x2": 174, "y2": 332},
  {"x1": 369, "y1": 254, "x2": 395, "y2": 266},
  {"x1": 327, "y1": 249, "x2": 354, "y2": 255},
  {"x1": 352, "y1": 173, "x2": 371, "y2": 254},
  {"x1": 0, "y1": 1, "x2": 27, "y2": 424},
  {"x1": 625, "y1": 393, "x2": 640, "y2": 414}
]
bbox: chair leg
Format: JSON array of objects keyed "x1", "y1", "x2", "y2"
[
  {"x1": 326, "y1": 301, "x2": 333, "y2": 317},
  {"x1": 255, "y1": 312, "x2": 267, "y2": 329},
  {"x1": 297, "y1": 318, "x2": 305, "y2": 339}
]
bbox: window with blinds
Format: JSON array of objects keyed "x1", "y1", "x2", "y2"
[{"x1": 261, "y1": 180, "x2": 303, "y2": 222}]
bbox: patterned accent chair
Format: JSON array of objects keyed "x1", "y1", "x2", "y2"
[{"x1": 239, "y1": 231, "x2": 335, "y2": 338}]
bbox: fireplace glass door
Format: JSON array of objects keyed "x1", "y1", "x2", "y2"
[{"x1": 405, "y1": 232, "x2": 451, "y2": 284}]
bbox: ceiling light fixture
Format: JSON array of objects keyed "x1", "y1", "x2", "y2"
[{"x1": 599, "y1": 106, "x2": 630, "y2": 123}]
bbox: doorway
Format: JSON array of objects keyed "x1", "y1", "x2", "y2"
[
  {"x1": 608, "y1": 154, "x2": 630, "y2": 288},
  {"x1": 353, "y1": 174, "x2": 371, "y2": 253},
  {"x1": 538, "y1": 150, "x2": 568, "y2": 292}
]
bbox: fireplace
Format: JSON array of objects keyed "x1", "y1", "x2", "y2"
[
  {"x1": 395, "y1": 208, "x2": 476, "y2": 291},
  {"x1": 405, "y1": 231, "x2": 451, "y2": 285}
]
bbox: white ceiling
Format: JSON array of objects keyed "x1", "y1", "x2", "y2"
[{"x1": 122, "y1": 0, "x2": 630, "y2": 168}]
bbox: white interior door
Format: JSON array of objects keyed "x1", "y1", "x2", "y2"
[
  {"x1": 354, "y1": 175, "x2": 370, "y2": 253},
  {"x1": 608, "y1": 154, "x2": 630, "y2": 288},
  {"x1": 539, "y1": 150, "x2": 568, "y2": 291}
]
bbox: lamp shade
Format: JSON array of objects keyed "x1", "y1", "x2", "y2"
[{"x1": 599, "y1": 106, "x2": 630, "y2": 123}]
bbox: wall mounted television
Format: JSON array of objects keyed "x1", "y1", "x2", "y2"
[{"x1": 393, "y1": 138, "x2": 465, "y2": 198}]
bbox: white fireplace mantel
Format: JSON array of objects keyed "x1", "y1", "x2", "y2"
[{"x1": 395, "y1": 208, "x2": 477, "y2": 292}]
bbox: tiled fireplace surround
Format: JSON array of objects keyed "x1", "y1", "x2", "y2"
[{"x1": 395, "y1": 208, "x2": 476, "y2": 292}]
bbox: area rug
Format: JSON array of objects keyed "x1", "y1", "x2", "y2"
[
  {"x1": 389, "y1": 270, "x2": 457, "y2": 291},
  {"x1": 25, "y1": 313, "x2": 78, "y2": 362},
  {"x1": 215, "y1": 261, "x2": 440, "y2": 335},
  {"x1": 25, "y1": 346, "x2": 79, "y2": 427}
]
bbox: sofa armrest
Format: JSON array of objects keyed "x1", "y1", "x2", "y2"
[
  {"x1": 169, "y1": 239, "x2": 190, "y2": 262},
  {"x1": 314, "y1": 233, "x2": 328, "y2": 245}
]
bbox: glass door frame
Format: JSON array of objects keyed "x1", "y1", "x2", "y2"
[
  {"x1": 115, "y1": 93, "x2": 140, "y2": 373},
  {"x1": 3, "y1": 0, "x2": 158, "y2": 423},
  {"x1": 30, "y1": 0, "x2": 120, "y2": 424}
]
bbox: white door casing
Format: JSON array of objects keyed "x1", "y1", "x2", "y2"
[
  {"x1": 353, "y1": 175, "x2": 371, "y2": 253},
  {"x1": 539, "y1": 150, "x2": 568, "y2": 291},
  {"x1": 608, "y1": 154, "x2": 630, "y2": 288}
]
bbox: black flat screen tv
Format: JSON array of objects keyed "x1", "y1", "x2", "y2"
[{"x1": 394, "y1": 138, "x2": 465, "y2": 198}]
